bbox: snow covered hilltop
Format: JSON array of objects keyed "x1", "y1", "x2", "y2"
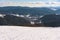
[{"x1": 0, "y1": 26, "x2": 60, "y2": 40}]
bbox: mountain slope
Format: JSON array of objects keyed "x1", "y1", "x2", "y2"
[{"x1": 0, "y1": 6, "x2": 55, "y2": 16}]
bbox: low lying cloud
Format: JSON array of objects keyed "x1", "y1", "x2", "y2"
[{"x1": 0, "y1": 2, "x2": 60, "y2": 7}]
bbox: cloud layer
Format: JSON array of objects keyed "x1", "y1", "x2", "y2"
[{"x1": 0, "y1": 2, "x2": 60, "y2": 7}]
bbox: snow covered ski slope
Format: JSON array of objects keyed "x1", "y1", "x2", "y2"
[{"x1": 0, "y1": 26, "x2": 60, "y2": 40}]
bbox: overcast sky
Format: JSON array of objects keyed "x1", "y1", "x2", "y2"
[{"x1": 0, "y1": 0, "x2": 59, "y2": 2}]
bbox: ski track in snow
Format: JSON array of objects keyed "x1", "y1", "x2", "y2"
[{"x1": 0, "y1": 26, "x2": 60, "y2": 40}]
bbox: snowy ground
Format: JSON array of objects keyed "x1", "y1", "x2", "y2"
[{"x1": 0, "y1": 26, "x2": 60, "y2": 40}]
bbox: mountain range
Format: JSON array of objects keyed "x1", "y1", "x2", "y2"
[
  {"x1": 0, "y1": 6, "x2": 60, "y2": 26},
  {"x1": 0, "y1": 6, "x2": 59, "y2": 16}
]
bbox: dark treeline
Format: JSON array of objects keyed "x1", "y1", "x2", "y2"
[
  {"x1": 0, "y1": 14, "x2": 60, "y2": 27},
  {"x1": 41, "y1": 14, "x2": 60, "y2": 27},
  {"x1": 0, "y1": 15, "x2": 31, "y2": 26}
]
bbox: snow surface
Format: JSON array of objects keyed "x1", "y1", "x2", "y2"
[{"x1": 0, "y1": 26, "x2": 60, "y2": 40}]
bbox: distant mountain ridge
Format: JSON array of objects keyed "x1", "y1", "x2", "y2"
[
  {"x1": 0, "y1": 6, "x2": 60, "y2": 16},
  {"x1": 0, "y1": 6, "x2": 57, "y2": 16},
  {"x1": 0, "y1": 6, "x2": 60, "y2": 26}
]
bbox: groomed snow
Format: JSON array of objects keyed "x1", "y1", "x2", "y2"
[{"x1": 0, "y1": 26, "x2": 60, "y2": 40}]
